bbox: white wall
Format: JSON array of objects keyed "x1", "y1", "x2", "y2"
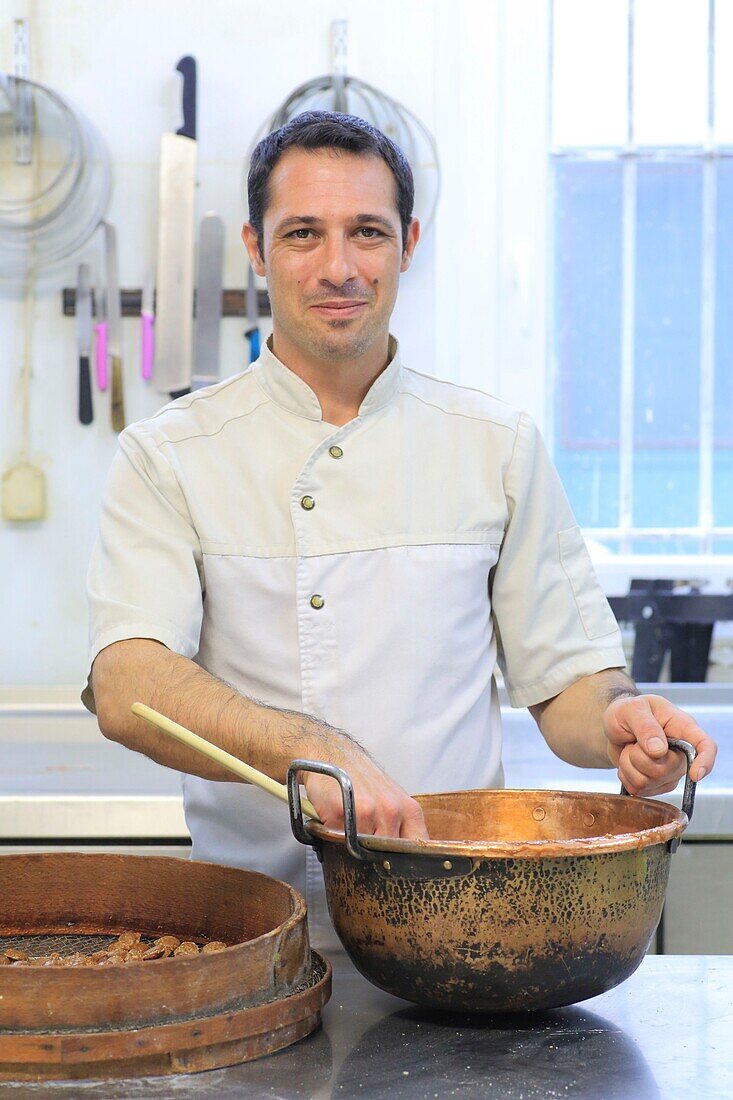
[{"x1": 1, "y1": 0, "x2": 548, "y2": 685}]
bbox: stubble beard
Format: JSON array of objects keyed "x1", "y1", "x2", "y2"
[{"x1": 301, "y1": 311, "x2": 383, "y2": 363}]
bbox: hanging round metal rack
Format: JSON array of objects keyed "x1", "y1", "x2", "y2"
[
  {"x1": 244, "y1": 74, "x2": 440, "y2": 233},
  {"x1": 0, "y1": 72, "x2": 111, "y2": 280}
]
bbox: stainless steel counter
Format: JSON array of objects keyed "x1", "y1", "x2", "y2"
[
  {"x1": 0, "y1": 690, "x2": 729, "y2": 840},
  {"x1": 0, "y1": 739, "x2": 187, "y2": 839},
  {"x1": 2, "y1": 951, "x2": 731, "y2": 1098}
]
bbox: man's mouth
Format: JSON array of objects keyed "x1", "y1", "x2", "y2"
[{"x1": 310, "y1": 300, "x2": 368, "y2": 318}]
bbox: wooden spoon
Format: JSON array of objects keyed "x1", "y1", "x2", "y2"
[{"x1": 131, "y1": 702, "x2": 321, "y2": 821}]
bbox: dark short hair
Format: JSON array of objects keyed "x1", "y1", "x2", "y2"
[{"x1": 247, "y1": 111, "x2": 414, "y2": 254}]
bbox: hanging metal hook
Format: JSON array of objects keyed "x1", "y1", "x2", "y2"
[
  {"x1": 330, "y1": 20, "x2": 348, "y2": 113},
  {"x1": 13, "y1": 19, "x2": 32, "y2": 165}
]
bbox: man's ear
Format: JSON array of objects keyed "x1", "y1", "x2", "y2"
[
  {"x1": 400, "y1": 218, "x2": 421, "y2": 273},
  {"x1": 241, "y1": 223, "x2": 266, "y2": 277}
]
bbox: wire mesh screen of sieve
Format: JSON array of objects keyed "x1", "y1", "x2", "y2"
[{"x1": 0, "y1": 933, "x2": 158, "y2": 957}]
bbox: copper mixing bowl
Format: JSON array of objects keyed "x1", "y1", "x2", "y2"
[{"x1": 288, "y1": 741, "x2": 696, "y2": 1013}]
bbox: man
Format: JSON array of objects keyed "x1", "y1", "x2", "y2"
[{"x1": 84, "y1": 112, "x2": 716, "y2": 946}]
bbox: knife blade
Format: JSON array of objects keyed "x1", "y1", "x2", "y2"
[
  {"x1": 155, "y1": 55, "x2": 197, "y2": 400},
  {"x1": 245, "y1": 263, "x2": 261, "y2": 363},
  {"x1": 104, "y1": 221, "x2": 125, "y2": 433},
  {"x1": 192, "y1": 213, "x2": 224, "y2": 389},
  {"x1": 75, "y1": 262, "x2": 93, "y2": 424}
]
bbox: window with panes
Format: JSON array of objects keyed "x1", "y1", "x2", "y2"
[{"x1": 549, "y1": 0, "x2": 733, "y2": 554}]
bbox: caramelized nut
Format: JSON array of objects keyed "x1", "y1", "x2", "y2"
[
  {"x1": 202, "y1": 941, "x2": 227, "y2": 954},
  {"x1": 4, "y1": 949, "x2": 28, "y2": 962},
  {"x1": 142, "y1": 944, "x2": 167, "y2": 960},
  {"x1": 173, "y1": 941, "x2": 199, "y2": 957},
  {"x1": 154, "y1": 935, "x2": 181, "y2": 951},
  {"x1": 116, "y1": 931, "x2": 142, "y2": 949}
]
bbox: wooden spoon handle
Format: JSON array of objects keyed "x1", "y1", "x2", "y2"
[{"x1": 131, "y1": 702, "x2": 321, "y2": 820}]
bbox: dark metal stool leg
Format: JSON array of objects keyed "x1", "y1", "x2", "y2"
[
  {"x1": 670, "y1": 623, "x2": 714, "y2": 681},
  {"x1": 631, "y1": 622, "x2": 673, "y2": 682}
]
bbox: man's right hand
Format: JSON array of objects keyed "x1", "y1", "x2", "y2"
[
  {"x1": 92, "y1": 639, "x2": 428, "y2": 840},
  {"x1": 300, "y1": 737, "x2": 429, "y2": 841}
]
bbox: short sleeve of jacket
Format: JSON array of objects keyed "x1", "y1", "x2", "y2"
[
  {"x1": 491, "y1": 413, "x2": 626, "y2": 708},
  {"x1": 82, "y1": 426, "x2": 204, "y2": 710}
]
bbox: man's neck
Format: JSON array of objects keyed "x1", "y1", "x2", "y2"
[{"x1": 270, "y1": 329, "x2": 391, "y2": 427}]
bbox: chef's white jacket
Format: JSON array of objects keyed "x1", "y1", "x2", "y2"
[{"x1": 83, "y1": 337, "x2": 625, "y2": 949}]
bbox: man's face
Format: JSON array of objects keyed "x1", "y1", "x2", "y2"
[{"x1": 242, "y1": 148, "x2": 419, "y2": 364}]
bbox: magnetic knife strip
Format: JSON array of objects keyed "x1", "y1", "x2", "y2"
[{"x1": 62, "y1": 288, "x2": 271, "y2": 318}]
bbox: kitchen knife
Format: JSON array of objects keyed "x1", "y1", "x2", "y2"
[
  {"x1": 155, "y1": 55, "x2": 197, "y2": 400},
  {"x1": 94, "y1": 279, "x2": 108, "y2": 392},
  {"x1": 245, "y1": 263, "x2": 261, "y2": 363},
  {"x1": 192, "y1": 213, "x2": 224, "y2": 389},
  {"x1": 104, "y1": 221, "x2": 126, "y2": 433},
  {"x1": 75, "y1": 262, "x2": 93, "y2": 424},
  {"x1": 140, "y1": 270, "x2": 154, "y2": 381}
]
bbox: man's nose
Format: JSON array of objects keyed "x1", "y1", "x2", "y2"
[{"x1": 318, "y1": 237, "x2": 358, "y2": 287}]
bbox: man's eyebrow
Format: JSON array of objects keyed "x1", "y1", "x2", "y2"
[
  {"x1": 354, "y1": 214, "x2": 397, "y2": 232},
  {"x1": 275, "y1": 216, "x2": 321, "y2": 232},
  {"x1": 274, "y1": 214, "x2": 398, "y2": 233}
]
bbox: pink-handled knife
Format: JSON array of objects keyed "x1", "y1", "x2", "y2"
[
  {"x1": 141, "y1": 271, "x2": 154, "y2": 381},
  {"x1": 94, "y1": 283, "x2": 108, "y2": 391}
]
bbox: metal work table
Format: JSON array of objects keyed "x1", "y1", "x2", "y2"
[
  {"x1": 0, "y1": 738, "x2": 187, "y2": 841},
  {"x1": 0, "y1": 687, "x2": 730, "y2": 841},
  {"x1": 2, "y1": 951, "x2": 731, "y2": 1098},
  {"x1": 0, "y1": 730, "x2": 728, "y2": 840}
]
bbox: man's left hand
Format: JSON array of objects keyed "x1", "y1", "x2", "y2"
[{"x1": 604, "y1": 693, "x2": 717, "y2": 797}]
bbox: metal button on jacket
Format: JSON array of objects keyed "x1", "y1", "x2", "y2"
[
  {"x1": 300, "y1": 495, "x2": 315, "y2": 510},
  {"x1": 310, "y1": 594, "x2": 325, "y2": 609},
  {"x1": 329, "y1": 445, "x2": 343, "y2": 459}
]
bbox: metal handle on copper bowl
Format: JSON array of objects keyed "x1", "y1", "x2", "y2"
[
  {"x1": 287, "y1": 759, "x2": 371, "y2": 861},
  {"x1": 287, "y1": 760, "x2": 476, "y2": 880},
  {"x1": 620, "y1": 736, "x2": 697, "y2": 827}
]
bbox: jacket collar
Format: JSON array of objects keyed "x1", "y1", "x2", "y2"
[{"x1": 253, "y1": 335, "x2": 402, "y2": 421}]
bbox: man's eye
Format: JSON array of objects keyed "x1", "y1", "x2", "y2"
[
  {"x1": 289, "y1": 228, "x2": 314, "y2": 239},
  {"x1": 357, "y1": 227, "x2": 382, "y2": 238}
]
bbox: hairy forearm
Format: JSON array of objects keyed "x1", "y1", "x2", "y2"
[
  {"x1": 91, "y1": 639, "x2": 347, "y2": 783},
  {"x1": 528, "y1": 668, "x2": 639, "y2": 769}
]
